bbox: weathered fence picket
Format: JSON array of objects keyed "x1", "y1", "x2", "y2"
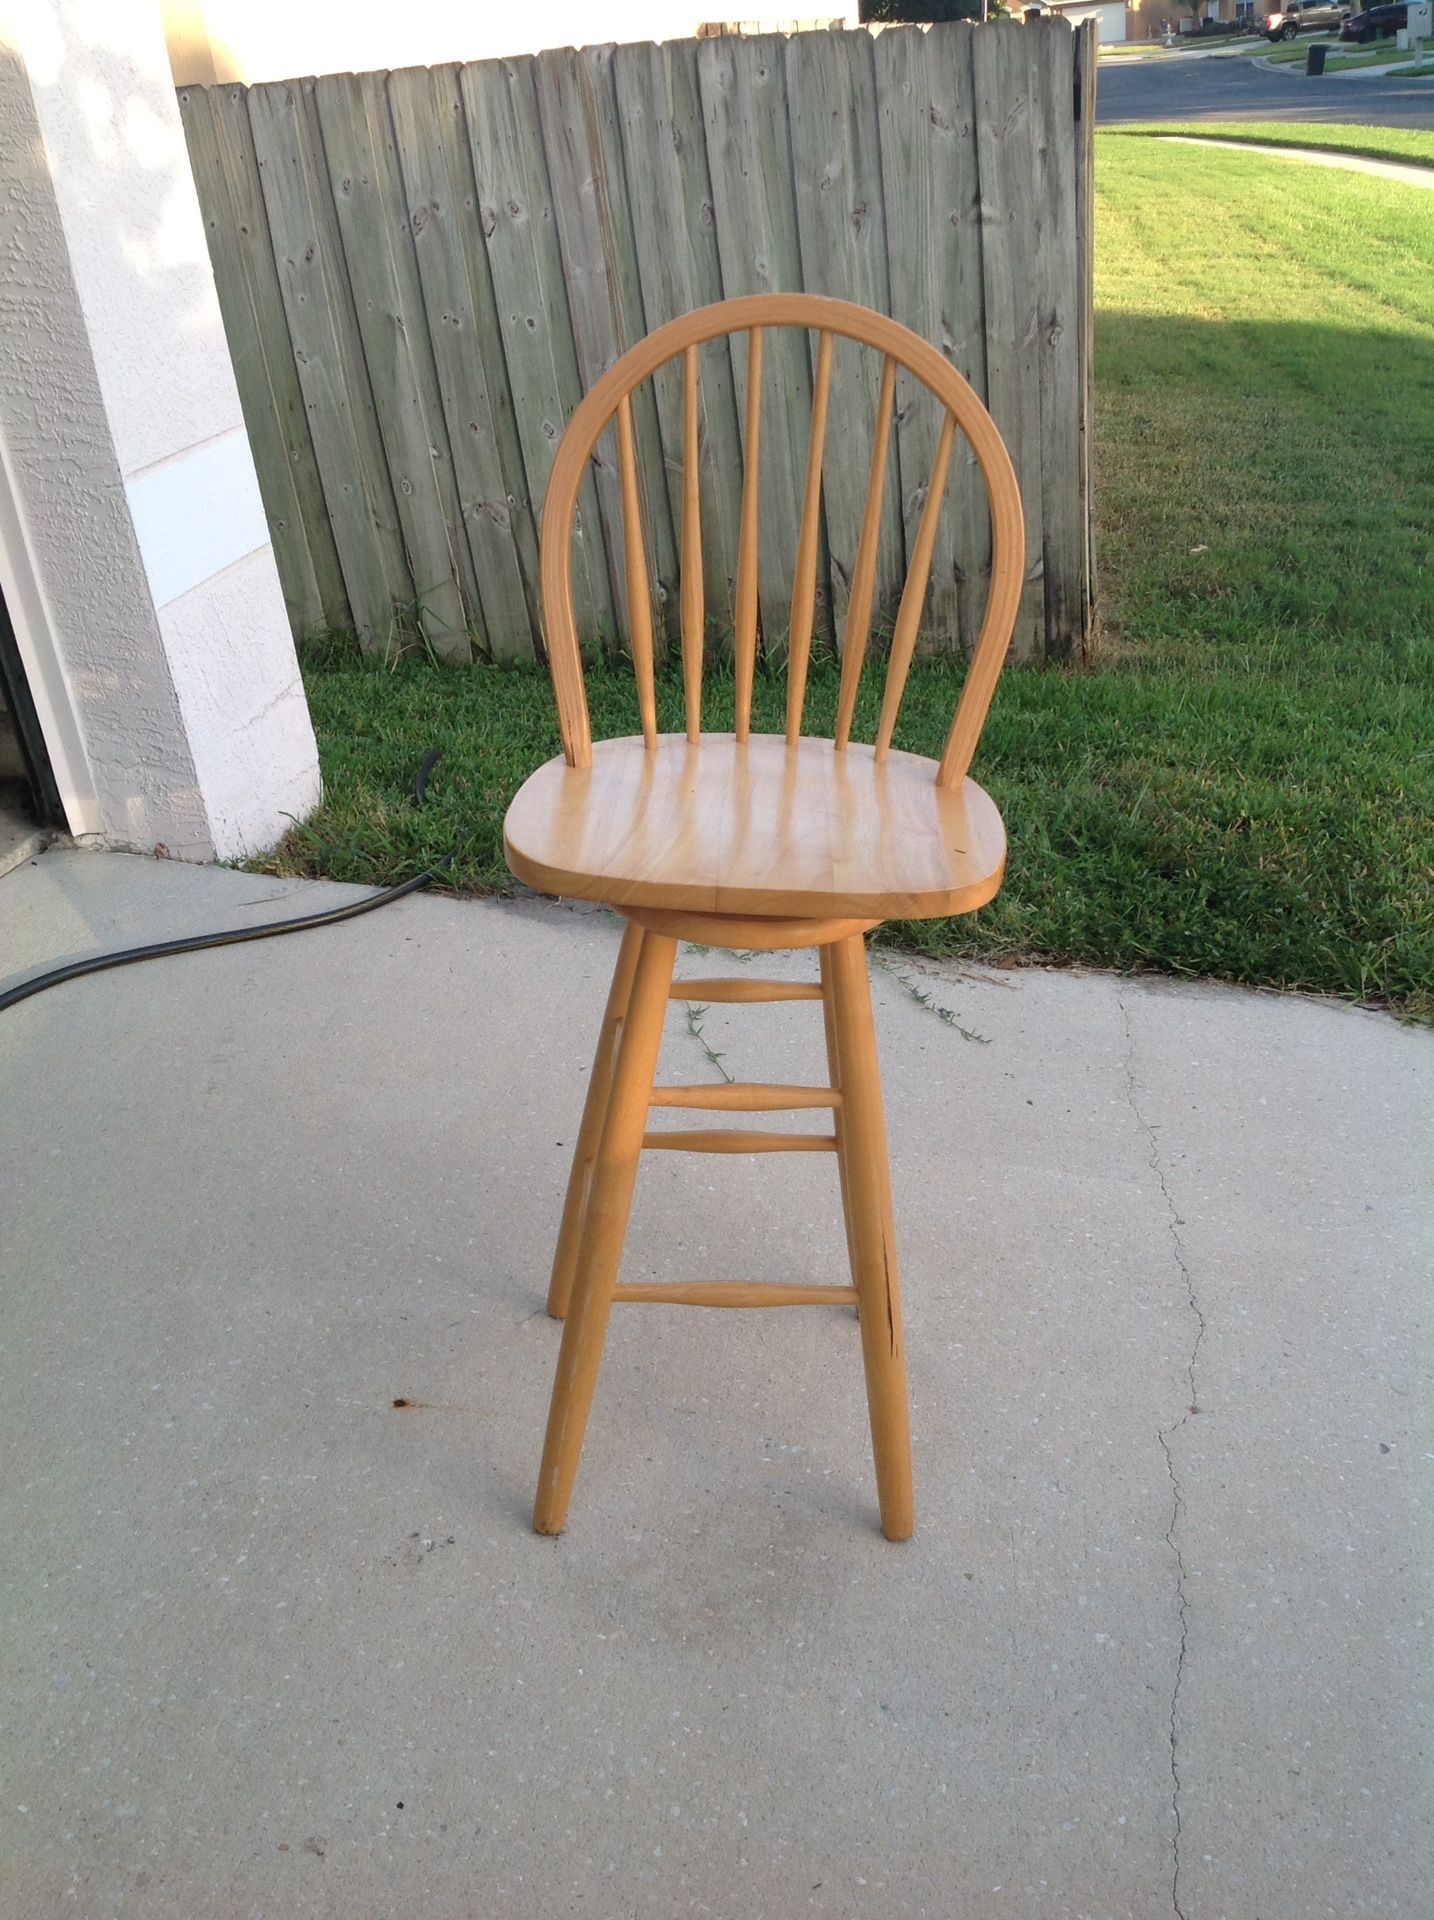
[
  {"x1": 178, "y1": 84, "x2": 350, "y2": 638},
  {"x1": 244, "y1": 77, "x2": 412, "y2": 646},
  {"x1": 611, "y1": 39, "x2": 746, "y2": 636},
  {"x1": 179, "y1": 21, "x2": 1097, "y2": 665},
  {"x1": 786, "y1": 27, "x2": 902, "y2": 640},
  {"x1": 535, "y1": 44, "x2": 678, "y2": 646},
  {"x1": 460, "y1": 55, "x2": 615, "y2": 648},
  {"x1": 387, "y1": 63, "x2": 541, "y2": 660},
  {"x1": 699, "y1": 31, "x2": 828, "y2": 657}
]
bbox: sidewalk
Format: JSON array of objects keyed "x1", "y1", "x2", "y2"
[
  {"x1": 1159, "y1": 132, "x2": 1434, "y2": 187},
  {"x1": 3, "y1": 846, "x2": 1429, "y2": 1918}
]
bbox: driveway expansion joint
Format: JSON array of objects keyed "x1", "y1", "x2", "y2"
[{"x1": 1119, "y1": 989, "x2": 1207, "y2": 1920}]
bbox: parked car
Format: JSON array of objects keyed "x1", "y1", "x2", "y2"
[
  {"x1": 1340, "y1": 1, "x2": 1407, "y2": 34},
  {"x1": 1266, "y1": 0, "x2": 1351, "y2": 34}
]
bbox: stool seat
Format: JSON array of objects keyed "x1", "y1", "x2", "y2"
[{"x1": 504, "y1": 733, "x2": 1008, "y2": 921}]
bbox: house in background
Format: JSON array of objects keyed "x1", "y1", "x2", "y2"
[
  {"x1": 1038, "y1": 0, "x2": 1245, "y2": 41},
  {"x1": 0, "y1": 0, "x2": 319, "y2": 869},
  {"x1": 1037, "y1": 0, "x2": 1131, "y2": 43},
  {"x1": 1123, "y1": 0, "x2": 1244, "y2": 37}
]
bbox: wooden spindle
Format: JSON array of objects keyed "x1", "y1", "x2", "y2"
[
  {"x1": 835, "y1": 353, "x2": 897, "y2": 752},
  {"x1": 612, "y1": 1282, "x2": 858, "y2": 1309},
  {"x1": 616, "y1": 393, "x2": 658, "y2": 749},
  {"x1": 648, "y1": 1082, "x2": 840, "y2": 1111},
  {"x1": 681, "y1": 344, "x2": 704, "y2": 743},
  {"x1": 786, "y1": 328, "x2": 833, "y2": 745},
  {"x1": 734, "y1": 326, "x2": 764, "y2": 744},
  {"x1": 643, "y1": 1129, "x2": 838, "y2": 1155},
  {"x1": 874, "y1": 409, "x2": 957, "y2": 761},
  {"x1": 667, "y1": 977, "x2": 824, "y2": 1005}
]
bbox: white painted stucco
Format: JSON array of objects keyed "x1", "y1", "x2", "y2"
[
  {"x1": 0, "y1": 0, "x2": 320, "y2": 861},
  {"x1": 127, "y1": 429, "x2": 271, "y2": 610},
  {"x1": 157, "y1": 548, "x2": 318, "y2": 854}
]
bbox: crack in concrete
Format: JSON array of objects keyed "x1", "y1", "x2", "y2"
[{"x1": 1119, "y1": 991, "x2": 1206, "y2": 1920}]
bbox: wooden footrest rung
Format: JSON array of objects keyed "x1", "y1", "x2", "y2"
[
  {"x1": 643, "y1": 1128, "x2": 838, "y2": 1154},
  {"x1": 613, "y1": 1281, "x2": 859, "y2": 1308},
  {"x1": 649, "y1": 1082, "x2": 839, "y2": 1112},
  {"x1": 668, "y1": 977, "x2": 823, "y2": 1004}
]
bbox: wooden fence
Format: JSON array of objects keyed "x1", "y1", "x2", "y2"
[{"x1": 178, "y1": 21, "x2": 1096, "y2": 666}]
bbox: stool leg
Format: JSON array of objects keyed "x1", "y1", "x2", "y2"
[
  {"x1": 533, "y1": 928, "x2": 678, "y2": 1535},
  {"x1": 547, "y1": 920, "x2": 645, "y2": 1319},
  {"x1": 826, "y1": 933, "x2": 914, "y2": 1542},
  {"x1": 818, "y1": 944, "x2": 857, "y2": 1303}
]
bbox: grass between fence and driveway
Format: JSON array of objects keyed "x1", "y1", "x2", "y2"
[{"x1": 255, "y1": 135, "x2": 1434, "y2": 1021}]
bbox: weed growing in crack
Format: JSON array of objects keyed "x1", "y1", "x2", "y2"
[
  {"x1": 873, "y1": 953, "x2": 989, "y2": 1045},
  {"x1": 683, "y1": 1004, "x2": 734, "y2": 1083}
]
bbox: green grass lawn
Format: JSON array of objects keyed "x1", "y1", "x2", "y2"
[
  {"x1": 1260, "y1": 39, "x2": 1409, "y2": 66},
  {"x1": 260, "y1": 136, "x2": 1434, "y2": 1019}
]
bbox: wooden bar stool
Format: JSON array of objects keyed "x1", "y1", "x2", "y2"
[{"x1": 504, "y1": 294, "x2": 1024, "y2": 1541}]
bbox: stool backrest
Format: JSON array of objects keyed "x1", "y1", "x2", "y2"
[{"x1": 540, "y1": 294, "x2": 1024, "y2": 789}]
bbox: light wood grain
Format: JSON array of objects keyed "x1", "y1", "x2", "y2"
[
  {"x1": 786, "y1": 327, "x2": 834, "y2": 745},
  {"x1": 533, "y1": 928, "x2": 677, "y2": 1535},
  {"x1": 681, "y1": 344, "x2": 704, "y2": 740},
  {"x1": 819, "y1": 941, "x2": 857, "y2": 1296},
  {"x1": 875, "y1": 409, "x2": 957, "y2": 759},
  {"x1": 521, "y1": 291, "x2": 1027, "y2": 1545},
  {"x1": 734, "y1": 324, "x2": 764, "y2": 744},
  {"x1": 538, "y1": 292, "x2": 1023, "y2": 774},
  {"x1": 826, "y1": 932, "x2": 913, "y2": 1542},
  {"x1": 546, "y1": 919, "x2": 642, "y2": 1320},
  {"x1": 649, "y1": 1083, "x2": 839, "y2": 1110},
  {"x1": 625, "y1": 905, "x2": 880, "y2": 951},
  {"x1": 834, "y1": 351, "x2": 897, "y2": 752},
  {"x1": 643, "y1": 1129, "x2": 838, "y2": 1154},
  {"x1": 668, "y1": 978, "x2": 823, "y2": 1004},
  {"x1": 617, "y1": 394, "x2": 658, "y2": 748},
  {"x1": 613, "y1": 1283, "x2": 857, "y2": 1308},
  {"x1": 506, "y1": 732, "x2": 1007, "y2": 920}
]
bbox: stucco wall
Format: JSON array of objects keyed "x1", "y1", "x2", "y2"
[
  {"x1": 0, "y1": 35, "x2": 208, "y2": 853},
  {"x1": 0, "y1": 0, "x2": 320, "y2": 859}
]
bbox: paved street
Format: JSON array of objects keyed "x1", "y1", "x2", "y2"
[{"x1": 1099, "y1": 48, "x2": 1434, "y2": 125}]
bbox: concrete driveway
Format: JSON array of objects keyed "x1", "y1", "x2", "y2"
[{"x1": 3, "y1": 848, "x2": 1429, "y2": 1919}]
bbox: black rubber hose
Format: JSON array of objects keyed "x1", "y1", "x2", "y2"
[{"x1": 1, "y1": 753, "x2": 455, "y2": 1016}]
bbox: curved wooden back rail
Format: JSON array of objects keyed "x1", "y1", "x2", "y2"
[{"x1": 538, "y1": 293, "x2": 1025, "y2": 786}]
